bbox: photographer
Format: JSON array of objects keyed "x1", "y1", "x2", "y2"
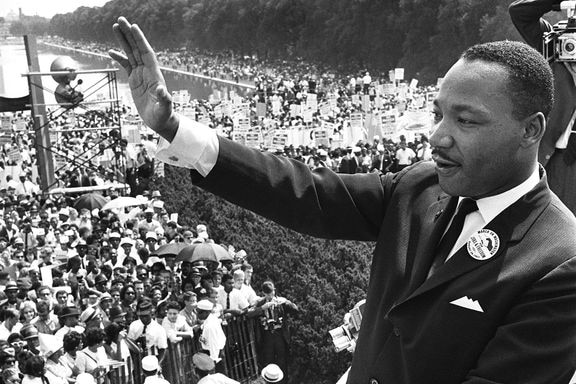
[{"x1": 510, "y1": 0, "x2": 576, "y2": 214}]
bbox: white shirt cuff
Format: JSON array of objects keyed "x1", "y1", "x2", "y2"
[{"x1": 155, "y1": 114, "x2": 219, "y2": 177}]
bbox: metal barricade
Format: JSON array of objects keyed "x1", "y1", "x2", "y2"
[{"x1": 104, "y1": 317, "x2": 260, "y2": 384}]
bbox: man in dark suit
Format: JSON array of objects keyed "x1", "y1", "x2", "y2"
[
  {"x1": 510, "y1": 0, "x2": 576, "y2": 215},
  {"x1": 110, "y1": 17, "x2": 576, "y2": 384}
]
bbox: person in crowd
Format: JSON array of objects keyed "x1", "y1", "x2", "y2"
[
  {"x1": 21, "y1": 355, "x2": 51, "y2": 384},
  {"x1": 192, "y1": 352, "x2": 239, "y2": 384},
  {"x1": 179, "y1": 291, "x2": 197, "y2": 327},
  {"x1": 162, "y1": 301, "x2": 194, "y2": 343},
  {"x1": 140, "y1": 355, "x2": 168, "y2": 384},
  {"x1": 55, "y1": 307, "x2": 84, "y2": 340},
  {"x1": 127, "y1": 299, "x2": 167, "y2": 363},
  {"x1": 249, "y1": 281, "x2": 298, "y2": 382},
  {"x1": 31, "y1": 300, "x2": 59, "y2": 335},
  {"x1": 110, "y1": 18, "x2": 576, "y2": 384},
  {"x1": 74, "y1": 328, "x2": 107, "y2": 379},
  {"x1": 217, "y1": 274, "x2": 248, "y2": 320},
  {"x1": 194, "y1": 300, "x2": 226, "y2": 367},
  {"x1": 61, "y1": 331, "x2": 83, "y2": 378},
  {"x1": 0, "y1": 309, "x2": 20, "y2": 340}
]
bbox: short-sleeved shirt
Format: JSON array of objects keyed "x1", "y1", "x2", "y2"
[{"x1": 128, "y1": 319, "x2": 168, "y2": 353}]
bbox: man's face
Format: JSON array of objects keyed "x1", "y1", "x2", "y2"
[
  {"x1": 134, "y1": 283, "x2": 144, "y2": 297},
  {"x1": 139, "y1": 313, "x2": 152, "y2": 326},
  {"x1": 223, "y1": 279, "x2": 234, "y2": 293},
  {"x1": 430, "y1": 59, "x2": 530, "y2": 199},
  {"x1": 38, "y1": 289, "x2": 51, "y2": 302}
]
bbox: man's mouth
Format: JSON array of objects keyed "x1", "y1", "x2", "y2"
[{"x1": 432, "y1": 153, "x2": 460, "y2": 174}]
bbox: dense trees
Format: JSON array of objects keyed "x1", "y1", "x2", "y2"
[
  {"x1": 44, "y1": 0, "x2": 540, "y2": 84},
  {"x1": 150, "y1": 165, "x2": 372, "y2": 383}
]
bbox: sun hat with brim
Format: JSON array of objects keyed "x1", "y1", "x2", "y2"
[
  {"x1": 109, "y1": 306, "x2": 127, "y2": 319},
  {"x1": 192, "y1": 352, "x2": 215, "y2": 371},
  {"x1": 79, "y1": 307, "x2": 99, "y2": 323},
  {"x1": 261, "y1": 364, "x2": 284, "y2": 383},
  {"x1": 142, "y1": 355, "x2": 159, "y2": 372},
  {"x1": 20, "y1": 324, "x2": 39, "y2": 340},
  {"x1": 58, "y1": 306, "x2": 81, "y2": 318},
  {"x1": 4, "y1": 281, "x2": 17, "y2": 291},
  {"x1": 196, "y1": 300, "x2": 214, "y2": 312},
  {"x1": 136, "y1": 300, "x2": 154, "y2": 316}
]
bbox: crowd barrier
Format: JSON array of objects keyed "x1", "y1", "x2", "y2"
[{"x1": 103, "y1": 316, "x2": 260, "y2": 384}]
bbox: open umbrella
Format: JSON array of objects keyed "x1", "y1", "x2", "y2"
[
  {"x1": 154, "y1": 242, "x2": 188, "y2": 258},
  {"x1": 102, "y1": 196, "x2": 148, "y2": 211},
  {"x1": 176, "y1": 243, "x2": 230, "y2": 264},
  {"x1": 74, "y1": 192, "x2": 107, "y2": 211}
]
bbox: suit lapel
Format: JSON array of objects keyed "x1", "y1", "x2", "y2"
[
  {"x1": 402, "y1": 194, "x2": 456, "y2": 299},
  {"x1": 401, "y1": 170, "x2": 551, "y2": 304}
]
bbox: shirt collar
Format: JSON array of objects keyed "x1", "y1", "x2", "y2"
[{"x1": 460, "y1": 167, "x2": 539, "y2": 225}]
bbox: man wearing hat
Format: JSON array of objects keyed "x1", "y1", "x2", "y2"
[
  {"x1": 3, "y1": 281, "x2": 20, "y2": 310},
  {"x1": 138, "y1": 208, "x2": 162, "y2": 238},
  {"x1": 128, "y1": 299, "x2": 167, "y2": 363},
  {"x1": 142, "y1": 355, "x2": 170, "y2": 384},
  {"x1": 55, "y1": 306, "x2": 84, "y2": 340},
  {"x1": 260, "y1": 364, "x2": 284, "y2": 384},
  {"x1": 195, "y1": 300, "x2": 226, "y2": 366},
  {"x1": 20, "y1": 324, "x2": 40, "y2": 354},
  {"x1": 193, "y1": 352, "x2": 239, "y2": 384}
]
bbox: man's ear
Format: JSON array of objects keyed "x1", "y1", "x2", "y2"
[{"x1": 521, "y1": 112, "x2": 546, "y2": 148}]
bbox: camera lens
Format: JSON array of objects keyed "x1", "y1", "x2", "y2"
[{"x1": 566, "y1": 41, "x2": 575, "y2": 52}]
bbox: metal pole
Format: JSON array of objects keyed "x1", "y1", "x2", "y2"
[{"x1": 24, "y1": 35, "x2": 55, "y2": 192}]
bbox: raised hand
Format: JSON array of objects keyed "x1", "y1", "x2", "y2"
[{"x1": 108, "y1": 17, "x2": 179, "y2": 142}]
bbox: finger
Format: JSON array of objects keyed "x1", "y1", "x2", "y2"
[
  {"x1": 116, "y1": 17, "x2": 142, "y2": 67},
  {"x1": 108, "y1": 50, "x2": 132, "y2": 76},
  {"x1": 112, "y1": 20, "x2": 137, "y2": 69},
  {"x1": 131, "y1": 24, "x2": 157, "y2": 67},
  {"x1": 156, "y1": 85, "x2": 172, "y2": 107}
]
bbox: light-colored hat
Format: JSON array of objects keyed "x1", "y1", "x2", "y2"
[
  {"x1": 142, "y1": 355, "x2": 159, "y2": 372},
  {"x1": 76, "y1": 373, "x2": 97, "y2": 384},
  {"x1": 120, "y1": 238, "x2": 134, "y2": 247},
  {"x1": 196, "y1": 300, "x2": 214, "y2": 311},
  {"x1": 58, "y1": 208, "x2": 70, "y2": 216},
  {"x1": 79, "y1": 306, "x2": 98, "y2": 323},
  {"x1": 145, "y1": 232, "x2": 158, "y2": 240},
  {"x1": 192, "y1": 352, "x2": 215, "y2": 371},
  {"x1": 261, "y1": 364, "x2": 284, "y2": 383}
]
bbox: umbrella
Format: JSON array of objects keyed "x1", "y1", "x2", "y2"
[
  {"x1": 101, "y1": 196, "x2": 148, "y2": 211},
  {"x1": 176, "y1": 243, "x2": 231, "y2": 264},
  {"x1": 154, "y1": 242, "x2": 188, "y2": 258},
  {"x1": 74, "y1": 192, "x2": 107, "y2": 211}
]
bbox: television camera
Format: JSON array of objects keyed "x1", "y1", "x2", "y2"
[{"x1": 543, "y1": 1, "x2": 576, "y2": 61}]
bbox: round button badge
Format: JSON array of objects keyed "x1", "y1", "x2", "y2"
[{"x1": 467, "y1": 229, "x2": 500, "y2": 260}]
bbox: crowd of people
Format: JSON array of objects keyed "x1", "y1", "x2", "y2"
[
  {"x1": 0, "y1": 31, "x2": 443, "y2": 384},
  {"x1": 0, "y1": 185, "x2": 301, "y2": 383}
]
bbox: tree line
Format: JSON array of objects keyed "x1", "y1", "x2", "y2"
[
  {"x1": 37, "y1": 0, "x2": 533, "y2": 84},
  {"x1": 8, "y1": 0, "x2": 567, "y2": 84}
]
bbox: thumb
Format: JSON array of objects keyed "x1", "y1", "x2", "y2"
[{"x1": 156, "y1": 85, "x2": 172, "y2": 108}]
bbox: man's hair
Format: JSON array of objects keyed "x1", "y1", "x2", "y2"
[
  {"x1": 221, "y1": 274, "x2": 233, "y2": 284},
  {"x1": 461, "y1": 40, "x2": 554, "y2": 120}
]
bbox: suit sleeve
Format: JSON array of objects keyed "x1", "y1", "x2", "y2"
[
  {"x1": 191, "y1": 137, "x2": 396, "y2": 241},
  {"x1": 509, "y1": 0, "x2": 559, "y2": 50},
  {"x1": 462, "y1": 257, "x2": 576, "y2": 384}
]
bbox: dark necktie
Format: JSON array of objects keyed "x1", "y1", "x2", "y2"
[
  {"x1": 428, "y1": 198, "x2": 478, "y2": 278},
  {"x1": 226, "y1": 292, "x2": 230, "y2": 310}
]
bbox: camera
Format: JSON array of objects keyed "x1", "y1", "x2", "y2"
[
  {"x1": 329, "y1": 299, "x2": 365, "y2": 353},
  {"x1": 543, "y1": 1, "x2": 576, "y2": 61}
]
